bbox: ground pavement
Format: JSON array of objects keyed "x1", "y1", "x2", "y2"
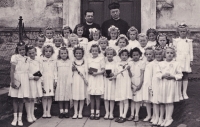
[{"x1": 29, "y1": 116, "x2": 152, "y2": 127}]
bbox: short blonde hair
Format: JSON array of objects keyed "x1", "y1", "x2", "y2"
[{"x1": 42, "y1": 45, "x2": 54, "y2": 56}]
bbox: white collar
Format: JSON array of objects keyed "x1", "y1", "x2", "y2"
[{"x1": 86, "y1": 22, "x2": 93, "y2": 25}]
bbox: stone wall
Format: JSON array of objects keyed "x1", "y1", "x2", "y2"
[
  {"x1": 0, "y1": 0, "x2": 63, "y2": 28},
  {"x1": 157, "y1": 0, "x2": 200, "y2": 29}
]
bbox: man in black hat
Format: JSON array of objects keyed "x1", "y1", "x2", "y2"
[
  {"x1": 82, "y1": 9, "x2": 101, "y2": 41},
  {"x1": 101, "y1": 2, "x2": 129, "y2": 39}
]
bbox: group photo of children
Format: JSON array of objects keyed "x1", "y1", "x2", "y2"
[{"x1": 6, "y1": 1, "x2": 195, "y2": 127}]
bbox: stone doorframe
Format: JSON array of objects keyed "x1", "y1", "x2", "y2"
[{"x1": 62, "y1": 0, "x2": 156, "y2": 33}]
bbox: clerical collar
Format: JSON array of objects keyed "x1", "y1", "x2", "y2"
[
  {"x1": 112, "y1": 18, "x2": 120, "y2": 21},
  {"x1": 86, "y1": 22, "x2": 93, "y2": 25}
]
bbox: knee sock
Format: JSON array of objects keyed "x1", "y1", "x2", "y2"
[
  {"x1": 135, "y1": 102, "x2": 141, "y2": 117},
  {"x1": 165, "y1": 104, "x2": 168, "y2": 120},
  {"x1": 154, "y1": 104, "x2": 159, "y2": 121},
  {"x1": 104, "y1": 100, "x2": 109, "y2": 115},
  {"x1": 130, "y1": 101, "x2": 135, "y2": 116},
  {"x1": 30, "y1": 102, "x2": 36, "y2": 118},
  {"x1": 73, "y1": 101, "x2": 78, "y2": 115},
  {"x1": 110, "y1": 101, "x2": 114, "y2": 116},
  {"x1": 119, "y1": 101, "x2": 123, "y2": 117},
  {"x1": 159, "y1": 105, "x2": 165, "y2": 120},
  {"x1": 47, "y1": 97, "x2": 52, "y2": 115},
  {"x1": 168, "y1": 104, "x2": 174, "y2": 120},
  {"x1": 122, "y1": 100, "x2": 129, "y2": 118},
  {"x1": 42, "y1": 98, "x2": 47, "y2": 115},
  {"x1": 79, "y1": 100, "x2": 84, "y2": 115},
  {"x1": 146, "y1": 103, "x2": 151, "y2": 118},
  {"x1": 25, "y1": 103, "x2": 31, "y2": 118}
]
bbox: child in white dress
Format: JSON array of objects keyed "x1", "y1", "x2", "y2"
[
  {"x1": 108, "y1": 25, "x2": 119, "y2": 49},
  {"x1": 52, "y1": 34, "x2": 64, "y2": 60},
  {"x1": 142, "y1": 47, "x2": 155, "y2": 122},
  {"x1": 157, "y1": 46, "x2": 182, "y2": 127},
  {"x1": 74, "y1": 24, "x2": 88, "y2": 49},
  {"x1": 128, "y1": 47, "x2": 145, "y2": 122},
  {"x1": 98, "y1": 37, "x2": 109, "y2": 58},
  {"x1": 62, "y1": 26, "x2": 72, "y2": 47},
  {"x1": 146, "y1": 28, "x2": 157, "y2": 47},
  {"x1": 72, "y1": 46, "x2": 88, "y2": 119},
  {"x1": 40, "y1": 45, "x2": 57, "y2": 118},
  {"x1": 43, "y1": 26, "x2": 54, "y2": 47},
  {"x1": 9, "y1": 42, "x2": 29, "y2": 126},
  {"x1": 87, "y1": 28, "x2": 101, "y2": 57},
  {"x1": 67, "y1": 33, "x2": 79, "y2": 61},
  {"x1": 88, "y1": 44, "x2": 105, "y2": 120},
  {"x1": 103, "y1": 47, "x2": 117, "y2": 120},
  {"x1": 55, "y1": 47, "x2": 72, "y2": 119},
  {"x1": 35, "y1": 34, "x2": 45, "y2": 59},
  {"x1": 149, "y1": 47, "x2": 165, "y2": 126},
  {"x1": 137, "y1": 33, "x2": 148, "y2": 62},
  {"x1": 115, "y1": 34, "x2": 130, "y2": 62},
  {"x1": 25, "y1": 45, "x2": 43, "y2": 123},
  {"x1": 173, "y1": 24, "x2": 193, "y2": 100},
  {"x1": 127, "y1": 26, "x2": 140, "y2": 51},
  {"x1": 113, "y1": 49, "x2": 132, "y2": 123}
]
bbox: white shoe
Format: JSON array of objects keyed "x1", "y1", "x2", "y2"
[
  {"x1": 72, "y1": 114, "x2": 78, "y2": 119},
  {"x1": 152, "y1": 118, "x2": 159, "y2": 125},
  {"x1": 164, "y1": 119, "x2": 173, "y2": 127},
  {"x1": 78, "y1": 114, "x2": 83, "y2": 119},
  {"x1": 27, "y1": 116, "x2": 34, "y2": 123},
  {"x1": 150, "y1": 117, "x2": 155, "y2": 123},
  {"x1": 157, "y1": 118, "x2": 164, "y2": 126},
  {"x1": 104, "y1": 113, "x2": 109, "y2": 120},
  {"x1": 160, "y1": 119, "x2": 166, "y2": 127},
  {"x1": 183, "y1": 94, "x2": 189, "y2": 99},
  {"x1": 32, "y1": 116, "x2": 37, "y2": 121},
  {"x1": 18, "y1": 120, "x2": 23, "y2": 126},
  {"x1": 143, "y1": 116, "x2": 151, "y2": 122},
  {"x1": 179, "y1": 95, "x2": 183, "y2": 100},
  {"x1": 11, "y1": 118, "x2": 17, "y2": 126}
]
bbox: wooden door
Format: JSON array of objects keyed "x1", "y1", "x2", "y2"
[{"x1": 81, "y1": 0, "x2": 141, "y2": 32}]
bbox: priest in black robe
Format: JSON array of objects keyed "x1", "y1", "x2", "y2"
[
  {"x1": 101, "y1": 2, "x2": 129, "y2": 39},
  {"x1": 82, "y1": 9, "x2": 101, "y2": 41}
]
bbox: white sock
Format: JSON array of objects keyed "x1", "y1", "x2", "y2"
[
  {"x1": 60, "y1": 109, "x2": 64, "y2": 113},
  {"x1": 96, "y1": 110, "x2": 100, "y2": 114},
  {"x1": 18, "y1": 112, "x2": 22, "y2": 121},
  {"x1": 64, "y1": 109, "x2": 68, "y2": 113},
  {"x1": 91, "y1": 109, "x2": 94, "y2": 114},
  {"x1": 13, "y1": 113, "x2": 17, "y2": 120}
]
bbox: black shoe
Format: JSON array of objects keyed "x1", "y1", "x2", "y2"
[
  {"x1": 95, "y1": 113, "x2": 100, "y2": 120},
  {"x1": 115, "y1": 117, "x2": 121, "y2": 122},
  {"x1": 118, "y1": 117, "x2": 126, "y2": 123},
  {"x1": 59, "y1": 113, "x2": 64, "y2": 119},
  {"x1": 64, "y1": 112, "x2": 69, "y2": 118},
  {"x1": 90, "y1": 113, "x2": 95, "y2": 120}
]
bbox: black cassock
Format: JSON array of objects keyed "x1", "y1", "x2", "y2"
[
  {"x1": 101, "y1": 18, "x2": 129, "y2": 39},
  {"x1": 82, "y1": 22, "x2": 101, "y2": 41}
]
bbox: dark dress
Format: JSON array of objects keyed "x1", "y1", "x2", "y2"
[
  {"x1": 82, "y1": 22, "x2": 101, "y2": 41},
  {"x1": 101, "y1": 18, "x2": 129, "y2": 39}
]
